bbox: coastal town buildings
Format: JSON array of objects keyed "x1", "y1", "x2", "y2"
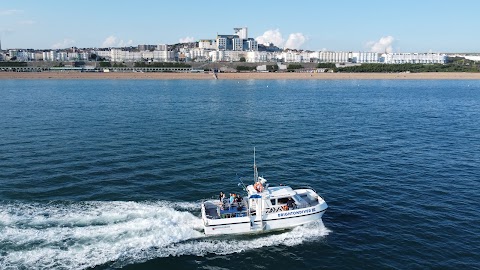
[
  {"x1": 0, "y1": 27, "x2": 454, "y2": 66},
  {"x1": 383, "y1": 53, "x2": 447, "y2": 64}
]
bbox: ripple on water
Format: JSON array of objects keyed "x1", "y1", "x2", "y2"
[{"x1": 0, "y1": 80, "x2": 480, "y2": 269}]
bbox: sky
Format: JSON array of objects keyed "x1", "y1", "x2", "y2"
[{"x1": 0, "y1": 0, "x2": 479, "y2": 53}]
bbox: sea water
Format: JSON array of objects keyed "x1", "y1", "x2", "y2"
[{"x1": 0, "y1": 79, "x2": 479, "y2": 269}]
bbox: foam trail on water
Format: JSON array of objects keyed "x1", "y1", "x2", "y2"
[
  {"x1": 0, "y1": 201, "x2": 330, "y2": 269},
  {"x1": 0, "y1": 201, "x2": 203, "y2": 269},
  {"x1": 160, "y1": 220, "x2": 330, "y2": 256},
  {"x1": 111, "y1": 220, "x2": 330, "y2": 268}
]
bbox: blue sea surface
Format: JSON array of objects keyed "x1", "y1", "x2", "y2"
[{"x1": 0, "y1": 79, "x2": 479, "y2": 269}]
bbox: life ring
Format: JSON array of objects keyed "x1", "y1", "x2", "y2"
[
  {"x1": 254, "y1": 182, "x2": 263, "y2": 192},
  {"x1": 282, "y1": 205, "x2": 289, "y2": 211}
]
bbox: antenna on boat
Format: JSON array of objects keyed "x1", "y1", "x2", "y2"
[{"x1": 253, "y1": 147, "x2": 258, "y2": 183}]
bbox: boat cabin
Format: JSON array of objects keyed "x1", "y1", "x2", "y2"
[{"x1": 203, "y1": 184, "x2": 323, "y2": 221}]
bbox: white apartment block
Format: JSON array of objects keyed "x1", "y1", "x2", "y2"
[
  {"x1": 234, "y1": 27, "x2": 248, "y2": 39},
  {"x1": 157, "y1": 44, "x2": 167, "y2": 51},
  {"x1": 312, "y1": 51, "x2": 350, "y2": 63},
  {"x1": 463, "y1": 55, "x2": 480, "y2": 61},
  {"x1": 246, "y1": 51, "x2": 274, "y2": 62},
  {"x1": 233, "y1": 38, "x2": 243, "y2": 51},
  {"x1": 208, "y1": 50, "x2": 245, "y2": 62},
  {"x1": 109, "y1": 49, "x2": 129, "y2": 62},
  {"x1": 216, "y1": 37, "x2": 227, "y2": 50},
  {"x1": 199, "y1": 39, "x2": 216, "y2": 50},
  {"x1": 280, "y1": 51, "x2": 312, "y2": 63},
  {"x1": 99, "y1": 49, "x2": 175, "y2": 62},
  {"x1": 246, "y1": 39, "x2": 258, "y2": 51},
  {"x1": 224, "y1": 50, "x2": 245, "y2": 62},
  {"x1": 281, "y1": 51, "x2": 297, "y2": 63},
  {"x1": 58, "y1": 52, "x2": 68, "y2": 61},
  {"x1": 209, "y1": 50, "x2": 223, "y2": 62},
  {"x1": 352, "y1": 52, "x2": 380, "y2": 63},
  {"x1": 8, "y1": 50, "x2": 18, "y2": 58},
  {"x1": 95, "y1": 50, "x2": 111, "y2": 60},
  {"x1": 142, "y1": 51, "x2": 154, "y2": 60},
  {"x1": 42, "y1": 51, "x2": 55, "y2": 61},
  {"x1": 382, "y1": 53, "x2": 447, "y2": 64},
  {"x1": 153, "y1": 50, "x2": 175, "y2": 62},
  {"x1": 42, "y1": 51, "x2": 68, "y2": 61},
  {"x1": 15, "y1": 51, "x2": 36, "y2": 61},
  {"x1": 186, "y1": 48, "x2": 210, "y2": 61}
]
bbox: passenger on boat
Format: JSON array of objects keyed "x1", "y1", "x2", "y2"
[
  {"x1": 254, "y1": 182, "x2": 264, "y2": 192},
  {"x1": 286, "y1": 197, "x2": 296, "y2": 210},
  {"x1": 229, "y1": 193, "x2": 235, "y2": 209},
  {"x1": 219, "y1": 192, "x2": 225, "y2": 202},
  {"x1": 236, "y1": 195, "x2": 243, "y2": 211}
]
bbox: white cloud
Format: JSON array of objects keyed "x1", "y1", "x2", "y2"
[
  {"x1": 179, "y1": 36, "x2": 195, "y2": 43},
  {"x1": 101, "y1": 35, "x2": 133, "y2": 48},
  {"x1": 284, "y1": 33, "x2": 307, "y2": 49},
  {"x1": 118, "y1": 39, "x2": 133, "y2": 47},
  {"x1": 0, "y1": 9, "x2": 23, "y2": 16},
  {"x1": 256, "y1": 29, "x2": 307, "y2": 49},
  {"x1": 18, "y1": 20, "x2": 36, "y2": 25},
  {"x1": 256, "y1": 29, "x2": 284, "y2": 47},
  {"x1": 102, "y1": 35, "x2": 117, "y2": 47},
  {"x1": 52, "y1": 38, "x2": 76, "y2": 49},
  {"x1": 367, "y1": 36, "x2": 395, "y2": 53}
]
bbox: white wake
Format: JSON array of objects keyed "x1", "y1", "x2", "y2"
[{"x1": 0, "y1": 201, "x2": 330, "y2": 269}]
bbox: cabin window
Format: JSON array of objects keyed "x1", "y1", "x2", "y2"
[
  {"x1": 277, "y1": 198, "x2": 289, "y2": 204},
  {"x1": 270, "y1": 199, "x2": 276, "y2": 205}
]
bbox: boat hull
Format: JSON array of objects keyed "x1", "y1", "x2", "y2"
[
  {"x1": 263, "y1": 205, "x2": 326, "y2": 231},
  {"x1": 203, "y1": 203, "x2": 327, "y2": 235}
]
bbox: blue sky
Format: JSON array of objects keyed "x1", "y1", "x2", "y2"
[{"x1": 0, "y1": 0, "x2": 479, "y2": 52}]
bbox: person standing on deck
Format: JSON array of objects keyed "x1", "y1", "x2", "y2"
[{"x1": 229, "y1": 193, "x2": 235, "y2": 209}]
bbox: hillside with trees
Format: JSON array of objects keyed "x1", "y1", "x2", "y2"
[{"x1": 336, "y1": 62, "x2": 479, "y2": 73}]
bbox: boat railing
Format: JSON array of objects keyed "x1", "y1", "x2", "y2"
[
  {"x1": 295, "y1": 202, "x2": 310, "y2": 209},
  {"x1": 295, "y1": 186, "x2": 317, "y2": 193},
  {"x1": 295, "y1": 186, "x2": 326, "y2": 202},
  {"x1": 217, "y1": 200, "x2": 249, "y2": 219}
]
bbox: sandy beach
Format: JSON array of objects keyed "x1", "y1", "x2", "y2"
[{"x1": 0, "y1": 72, "x2": 479, "y2": 80}]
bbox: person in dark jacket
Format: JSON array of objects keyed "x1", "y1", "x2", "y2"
[{"x1": 286, "y1": 197, "x2": 296, "y2": 210}]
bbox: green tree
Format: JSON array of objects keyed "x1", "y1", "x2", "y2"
[
  {"x1": 316, "y1": 63, "x2": 336, "y2": 69},
  {"x1": 0, "y1": 61, "x2": 27, "y2": 67},
  {"x1": 236, "y1": 65, "x2": 256, "y2": 72},
  {"x1": 99, "y1": 61, "x2": 111, "y2": 67},
  {"x1": 134, "y1": 62, "x2": 191, "y2": 68},
  {"x1": 266, "y1": 64, "x2": 278, "y2": 72},
  {"x1": 287, "y1": 64, "x2": 304, "y2": 71},
  {"x1": 335, "y1": 63, "x2": 479, "y2": 73}
]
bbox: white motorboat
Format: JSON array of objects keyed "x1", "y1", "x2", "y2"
[{"x1": 201, "y1": 150, "x2": 328, "y2": 235}]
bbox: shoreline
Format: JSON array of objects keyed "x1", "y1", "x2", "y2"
[{"x1": 0, "y1": 72, "x2": 480, "y2": 80}]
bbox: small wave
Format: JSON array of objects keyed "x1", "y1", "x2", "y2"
[{"x1": 0, "y1": 201, "x2": 329, "y2": 269}]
